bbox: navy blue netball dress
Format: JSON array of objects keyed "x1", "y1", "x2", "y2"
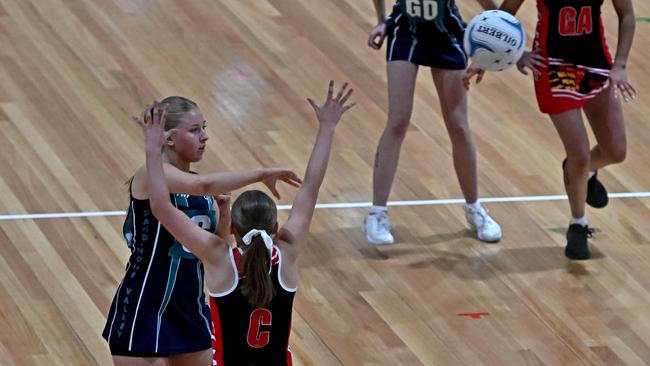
[
  {"x1": 103, "y1": 192, "x2": 216, "y2": 357},
  {"x1": 386, "y1": 0, "x2": 468, "y2": 69}
]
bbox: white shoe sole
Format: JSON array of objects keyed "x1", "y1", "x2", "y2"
[
  {"x1": 467, "y1": 223, "x2": 502, "y2": 243},
  {"x1": 477, "y1": 233, "x2": 502, "y2": 243},
  {"x1": 362, "y1": 222, "x2": 394, "y2": 245},
  {"x1": 366, "y1": 236, "x2": 394, "y2": 245}
]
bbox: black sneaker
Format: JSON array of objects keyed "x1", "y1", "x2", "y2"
[
  {"x1": 562, "y1": 158, "x2": 609, "y2": 208},
  {"x1": 565, "y1": 224, "x2": 593, "y2": 260},
  {"x1": 586, "y1": 170, "x2": 608, "y2": 208},
  {"x1": 562, "y1": 158, "x2": 569, "y2": 190}
]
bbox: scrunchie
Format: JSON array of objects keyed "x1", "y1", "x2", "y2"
[{"x1": 242, "y1": 229, "x2": 273, "y2": 254}]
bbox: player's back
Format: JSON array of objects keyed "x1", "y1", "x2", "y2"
[{"x1": 210, "y1": 246, "x2": 296, "y2": 366}]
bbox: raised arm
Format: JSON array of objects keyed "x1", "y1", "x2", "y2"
[
  {"x1": 278, "y1": 81, "x2": 355, "y2": 252},
  {"x1": 216, "y1": 193, "x2": 234, "y2": 246},
  {"x1": 130, "y1": 105, "x2": 301, "y2": 200},
  {"x1": 131, "y1": 164, "x2": 301, "y2": 200},
  {"x1": 610, "y1": 0, "x2": 636, "y2": 101},
  {"x1": 172, "y1": 167, "x2": 301, "y2": 198},
  {"x1": 136, "y1": 105, "x2": 226, "y2": 262}
]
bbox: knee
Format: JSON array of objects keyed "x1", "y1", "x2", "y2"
[
  {"x1": 446, "y1": 118, "x2": 471, "y2": 144},
  {"x1": 567, "y1": 151, "x2": 591, "y2": 173},
  {"x1": 386, "y1": 116, "x2": 410, "y2": 139},
  {"x1": 604, "y1": 144, "x2": 626, "y2": 164}
]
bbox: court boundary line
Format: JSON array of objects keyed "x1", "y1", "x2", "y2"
[{"x1": 1, "y1": 192, "x2": 649, "y2": 221}]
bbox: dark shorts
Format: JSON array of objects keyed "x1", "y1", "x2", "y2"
[
  {"x1": 109, "y1": 344, "x2": 171, "y2": 358},
  {"x1": 385, "y1": 21, "x2": 467, "y2": 70},
  {"x1": 109, "y1": 343, "x2": 211, "y2": 358}
]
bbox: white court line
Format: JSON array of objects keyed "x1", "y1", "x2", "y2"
[{"x1": 0, "y1": 192, "x2": 649, "y2": 221}]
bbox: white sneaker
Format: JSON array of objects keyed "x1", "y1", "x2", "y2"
[
  {"x1": 362, "y1": 211, "x2": 394, "y2": 245},
  {"x1": 464, "y1": 205, "x2": 502, "y2": 242}
]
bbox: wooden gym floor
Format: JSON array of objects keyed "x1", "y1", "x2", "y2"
[{"x1": 0, "y1": 0, "x2": 649, "y2": 364}]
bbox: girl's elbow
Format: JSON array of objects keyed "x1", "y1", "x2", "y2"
[
  {"x1": 618, "y1": 6, "x2": 635, "y2": 20},
  {"x1": 196, "y1": 177, "x2": 212, "y2": 195}
]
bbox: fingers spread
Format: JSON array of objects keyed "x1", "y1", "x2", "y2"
[
  {"x1": 618, "y1": 83, "x2": 634, "y2": 102},
  {"x1": 306, "y1": 98, "x2": 318, "y2": 113},
  {"x1": 517, "y1": 65, "x2": 528, "y2": 75},
  {"x1": 131, "y1": 115, "x2": 145, "y2": 128},
  {"x1": 340, "y1": 88, "x2": 354, "y2": 104},
  {"x1": 342, "y1": 101, "x2": 356, "y2": 112},
  {"x1": 160, "y1": 105, "x2": 169, "y2": 125},
  {"x1": 326, "y1": 80, "x2": 334, "y2": 101},
  {"x1": 290, "y1": 172, "x2": 303, "y2": 184},
  {"x1": 285, "y1": 178, "x2": 301, "y2": 187},
  {"x1": 270, "y1": 186, "x2": 280, "y2": 199},
  {"x1": 335, "y1": 82, "x2": 349, "y2": 101}
]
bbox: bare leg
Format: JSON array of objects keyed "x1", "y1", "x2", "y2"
[
  {"x1": 112, "y1": 356, "x2": 168, "y2": 366},
  {"x1": 168, "y1": 349, "x2": 213, "y2": 366},
  {"x1": 430, "y1": 68, "x2": 501, "y2": 242},
  {"x1": 430, "y1": 68, "x2": 477, "y2": 203},
  {"x1": 583, "y1": 85, "x2": 627, "y2": 171},
  {"x1": 112, "y1": 348, "x2": 211, "y2": 366},
  {"x1": 549, "y1": 109, "x2": 590, "y2": 218},
  {"x1": 372, "y1": 61, "x2": 419, "y2": 206}
]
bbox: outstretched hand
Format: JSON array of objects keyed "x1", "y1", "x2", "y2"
[
  {"x1": 307, "y1": 80, "x2": 356, "y2": 129},
  {"x1": 463, "y1": 63, "x2": 485, "y2": 90},
  {"x1": 261, "y1": 168, "x2": 303, "y2": 199},
  {"x1": 516, "y1": 49, "x2": 546, "y2": 78},
  {"x1": 132, "y1": 102, "x2": 171, "y2": 151},
  {"x1": 610, "y1": 64, "x2": 636, "y2": 102}
]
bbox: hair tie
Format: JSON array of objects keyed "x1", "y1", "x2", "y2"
[
  {"x1": 242, "y1": 229, "x2": 273, "y2": 253},
  {"x1": 242, "y1": 229, "x2": 274, "y2": 274}
]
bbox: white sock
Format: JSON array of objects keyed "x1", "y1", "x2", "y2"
[
  {"x1": 370, "y1": 205, "x2": 387, "y2": 215},
  {"x1": 588, "y1": 171, "x2": 596, "y2": 179},
  {"x1": 570, "y1": 216, "x2": 588, "y2": 227},
  {"x1": 465, "y1": 201, "x2": 481, "y2": 210}
]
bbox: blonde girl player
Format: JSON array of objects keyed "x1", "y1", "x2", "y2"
[
  {"x1": 102, "y1": 96, "x2": 302, "y2": 365},
  {"x1": 136, "y1": 82, "x2": 354, "y2": 365},
  {"x1": 363, "y1": 0, "x2": 503, "y2": 245},
  {"x1": 468, "y1": 0, "x2": 635, "y2": 259}
]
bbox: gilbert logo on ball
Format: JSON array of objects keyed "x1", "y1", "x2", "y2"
[{"x1": 463, "y1": 10, "x2": 526, "y2": 71}]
